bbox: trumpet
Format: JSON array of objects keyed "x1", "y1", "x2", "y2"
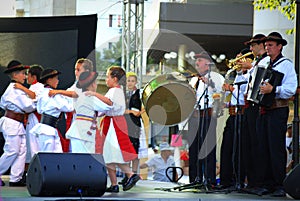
[{"x1": 225, "y1": 52, "x2": 253, "y2": 70}]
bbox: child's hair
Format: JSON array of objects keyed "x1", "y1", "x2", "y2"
[
  {"x1": 126, "y1": 71, "x2": 137, "y2": 80},
  {"x1": 108, "y1": 66, "x2": 126, "y2": 94},
  {"x1": 29, "y1": 64, "x2": 44, "y2": 81},
  {"x1": 75, "y1": 58, "x2": 94, "y2": 72}
]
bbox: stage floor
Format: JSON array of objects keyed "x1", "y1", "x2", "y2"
[{"x1": 0, "y1": 175, "x2": 293, "y2": 201}]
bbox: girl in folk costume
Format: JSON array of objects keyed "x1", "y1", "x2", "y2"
[
  {"x1": 87, "y1": 66, "x2": 140, "y2": 193},
  {"x1": 14, "y1": 64, "x2": 44, "y2": 160},
  {"x1": 48, "y1": 58, "x2": 94, "y2": 152},
  {"x1": 0, "y1": 60, "x2": 36, "y2": 187},
  {"x1": 30, "y1": 68, "x2": 74, "y2": 154},
  {"x1": 66, "y1": 71, "x2": 112, "y2": 153}
]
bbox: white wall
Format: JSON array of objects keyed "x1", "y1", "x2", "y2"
[
  {"x1": 253, "y1": 9, "x2": 295, "y2": 62},
  {"x1": 0, "y1": 0, "x2": 16, "y2": 16}
]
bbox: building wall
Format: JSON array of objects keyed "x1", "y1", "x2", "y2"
[
  {"x1": 29, "y1": 0, "x2": 76, "y2": 16},
  {"x1": 253, "y1": 9, "x2": 295, "y2": 62}
]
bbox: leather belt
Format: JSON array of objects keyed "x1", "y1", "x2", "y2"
[
  {"x1": 192, "y1": 108, "x2": 212, "y2": 117},
  {"x1": 228, "y1": 106, "x2": 245, "y2": 116},
  {"x1": 41, "y1": 113, "x2": 60, "y2": 128},
  {"x1": 267, "y1": 99, "x2": 289, "y2": 110},
  {"x1": 4, "y1": 109, "x2": 25, "y2": 123}
]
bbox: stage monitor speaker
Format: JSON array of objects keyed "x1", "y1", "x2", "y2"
[
  {"x1": 26, "y1": 153, "x2": 107, "y2": 197},
  {"x1": 284, "y1": 164, "x2": 300, "y2": 199}
]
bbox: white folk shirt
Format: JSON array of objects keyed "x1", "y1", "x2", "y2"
[
  {"x1": 30, "y1": 87, "x2": 74, "y2": 137},
  {"x1": 0, "y1": 83, "x2": 35, "y2": 136},
  {"x1": 66, "y1": 93, "x2": 112, "y2": 143},
  {"x1": 189, "y1": 71, "x2": 224, "y2": 109},
  {"x1": 26, "y1": 82, "x2": 44, "y2": 130}
]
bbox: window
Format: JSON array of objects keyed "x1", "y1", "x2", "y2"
[{"x1": 109, "y1": 14, "x2": 113, "y2": 27}]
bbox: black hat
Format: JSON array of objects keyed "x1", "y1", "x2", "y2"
[
  {"x1": 262, "y1": 32, "x2": 287, "y2": 46},
  {"x1": 4, "y1": 60, "x2": 30, "y2": 74},
  {"x1": 39, "y1": 68, "x2": 61, "y2": 83},
  {"x1": 244, "y1": 34, "x2": 266, "y2": 45},
  {"x1": 76, "y1": 71, "x2": 98, "y2": 89}
]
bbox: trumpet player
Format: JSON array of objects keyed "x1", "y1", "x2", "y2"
[
  {"x1": 219, "y1": 48, "x2": 251, "y2": 190},
  {"x1": 241, "y1": 34, "x2": 271, "y2": 196}
]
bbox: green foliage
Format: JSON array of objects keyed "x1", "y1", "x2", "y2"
[
  {"x1": 253, "y1": 0, "x2": 296, "y2": 34},
  {"x1": 96, "y1": 37, "x2": 122, "y2": 72}
]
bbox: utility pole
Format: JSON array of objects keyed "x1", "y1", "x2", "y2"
[
  {"x1": 122, "y1": 0, "x2": 144, "y2": 87},
  {"x1": 292, "y1": 0, "x2": 300, "y2": 167}
]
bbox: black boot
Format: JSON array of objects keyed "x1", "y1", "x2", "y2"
[{"x1": 106, "y1": 185, "x2": 119, "y2": 193}]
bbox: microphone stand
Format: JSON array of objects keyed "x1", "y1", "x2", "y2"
[
  {"x1": 155, "y1": 81, "x2": 207, "y2": 192},
  {"x1": 174, "y1": 66, "x2": 219, "y2": 193},
  {"x1": 173, "y1": 80, "x2": 209, "y2": 192},
  {"x1": 156, "y1": 68, "x2": 227, "y2": 194},
  {"x1": 229, "y1": 80, "x2": 247, "y2": 193}
]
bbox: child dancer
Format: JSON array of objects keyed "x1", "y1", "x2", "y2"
[
  {"x1": 66, "y1": 71, "x2": 112, "y2": 153},
  {"x1": 87, "y1": 66, "x2": 140, "y2": 193},
  {"x1": 14, "y1": 64, "x2": 44, "y2": 160},
  {"x1": 119, "y1": 72, "x2": 143, "y2": 185},
  {"x1": 48, "y1": 58, "x2": 94, "y2": 151},
  {"x1": 0, "y1": 60, "x2": 35, "y2": 186},
  {"x1": 30, "y1": 68, "x2": 74, "y2": 154}
]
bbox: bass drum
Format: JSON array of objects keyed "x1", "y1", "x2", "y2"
[{"x1": 142, "y1": 72, "x2": 196, "y2": 126}]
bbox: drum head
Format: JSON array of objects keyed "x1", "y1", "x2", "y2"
[{"x1": 142, "y1": 74, "x2": 196, "y2": 126}]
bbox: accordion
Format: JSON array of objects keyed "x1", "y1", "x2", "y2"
[{"x1": 248, "y1": 66, "x2": 284, "y2": 107}]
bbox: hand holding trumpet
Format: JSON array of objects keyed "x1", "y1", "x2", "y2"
[{"x1": 226, "y1": 52, "x2": 253, "y2": 71}]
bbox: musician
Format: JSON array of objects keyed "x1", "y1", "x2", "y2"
[
  {"x1": 257, "y1": 32, "x2": 297, "y2": 197},
  {"x1": 237, "y1": 34, "x2": 271, "y2": 195},
  {"x1": 187, "y1": 52, "x2": 224, "y2": 187},
  {"x1": 219, "y1": 48, "x2": 251, "y2": 189}
]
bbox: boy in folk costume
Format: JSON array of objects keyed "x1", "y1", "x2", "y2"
[
  {"x1": 14, "y1": 64, "x2": 44, "y2": 160},
  {"x1": 66, "y1": 71, "x2": 112, "y2": 153},
  {"x1": 87, "y1": 66, "x2": 140, "y2": 193},
  {"x1": 0, "y1": 60, "x2": 35, "y2": 186},
  {"x1": 30, "y1": 68, "x2": 74, "y2": 154}
]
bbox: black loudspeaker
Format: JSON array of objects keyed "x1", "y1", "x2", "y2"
[
  {"x1": 284, "y1": 164, "x2": 300, "y2": 199},
  {"x1": 26, "y1": 153, "x2": 107, "y2": 197}
]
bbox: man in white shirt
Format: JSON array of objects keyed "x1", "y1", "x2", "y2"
[
  {"x1": 187, "y1": 52, "x2": 224, "y2": 186},
  {"x1": 140, "y1": 142, "x2": 176, "y2": 182}
]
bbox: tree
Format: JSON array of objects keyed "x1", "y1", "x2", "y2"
[
  {"x1": 96, "y1": 37, "x2": 122, "y2": 72},
  {"x1": 254, "y1": 0, "x2": 296, "y2": 34}
]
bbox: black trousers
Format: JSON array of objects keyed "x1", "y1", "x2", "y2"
[
  {"x1": 220, "y1": 114, "x2": 246, "y2": 187},
  {"x1": 187, "y1": 113, "x2": 216, "y2": 185},
  {"x1": 257, "y1": 107, "x2": 289, "y2": 189},
  {"x1": 243, "y1": 102, "x2": 260, "y2": 187}
]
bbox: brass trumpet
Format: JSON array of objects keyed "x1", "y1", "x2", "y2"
[{"x1": 225, "y1": 52, "x2": 253, "y2": 70}]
